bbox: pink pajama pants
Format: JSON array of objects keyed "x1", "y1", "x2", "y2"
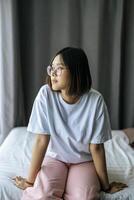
[{"x1": 21, "y1": 156, "x2": 100, "y2": 200}]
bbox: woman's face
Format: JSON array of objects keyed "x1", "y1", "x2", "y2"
[{"x1": 50, "y1": 54, "x2": 70, "y2": 92}]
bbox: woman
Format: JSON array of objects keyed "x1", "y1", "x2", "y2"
[{"x1": 13, "y1": 47, "x2": 127, "y2": 200}]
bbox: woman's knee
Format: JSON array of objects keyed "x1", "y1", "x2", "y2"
[
  {"x1": 64, "y1": 187, "x2": 100, "y2": 200},
  {"x1": 44, "y1": 182, "x2": 64, "y2": 199},
  {"x1": 87, "y1": 187, "x2": 100, "y2": 200}
]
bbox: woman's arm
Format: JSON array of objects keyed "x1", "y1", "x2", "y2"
[
  {"x1": 27, "y1": 134, "x2": 50, "y2": 183},
  {"x1": 89, "y1": 143, "x2": 109, "y2": 191},
  {"x1": 13, "y1": 134, "x2": 50, "y2": 189},
  {"x1": 89, "y1": 143, "x2": 127, "y2": 193}
]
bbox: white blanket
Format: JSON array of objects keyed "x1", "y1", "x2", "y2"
[
  {"x1": 102, "y1": 130, "x2": 134, "y2": 199},
  {"x1": 0, "y1": 128, "x2": 134, "y2": 200}
]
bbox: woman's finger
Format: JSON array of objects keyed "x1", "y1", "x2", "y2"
[
  {"x1": 14, "y1": 180, "x2": 24, "y2": 189},
  {"x1": 110, "y1": 186, "x2": 127, "y2": 194},
  {"x1": 110, "y1": 182, "x2": 127, "y2": 188},
  {"x1": 117, "y1": 184, "x2": 127, "y2": 189},
  {"x1": 116, "y1": 183, "x2": 127, "y2": 187},
  {"x1": 16, "y1": 176, "x2": 22, "y2": 180},
  {"x1": 12, "y1": 176, "x2": 19, "y2": 180}
]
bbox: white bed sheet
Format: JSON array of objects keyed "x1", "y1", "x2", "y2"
[{"x1": 0, "y1": 127, "x2": 134, "y2": 200}]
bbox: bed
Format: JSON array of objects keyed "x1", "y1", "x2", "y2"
[{"x1": 0, "y1": 127, "x2": 134, "y2": 200}]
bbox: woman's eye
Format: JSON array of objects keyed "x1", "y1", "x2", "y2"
[{"x1": 57, "y1": 67, "x2": 63, "y2": 70}]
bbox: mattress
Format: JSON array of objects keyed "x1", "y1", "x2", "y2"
[{"x1": 0, "y1": 127, "x2": 134, "y2": 200}]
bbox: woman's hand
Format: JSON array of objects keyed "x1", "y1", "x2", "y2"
[
  {"x1": 104, "y1": 181, "x2": 128, "y2": 194},
  {"x1": 12, "y1": 176, "x2": 34, "y2": 190}
]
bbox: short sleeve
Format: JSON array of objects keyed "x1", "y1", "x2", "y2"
[
  {"x1": 90, "y1": 96, "x2": 112, "y2": 143},
  {"x1": 27, "y1": 87, "x2": 50, "y2": 135}
]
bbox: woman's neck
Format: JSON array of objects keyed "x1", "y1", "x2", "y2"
[{"x1": 60, "y1": 90, "x2": 80, "y2": 104}]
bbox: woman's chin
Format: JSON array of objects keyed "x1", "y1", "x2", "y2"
[{"x1": 52, "y1": 85, "x2": 60, "y2": 91}]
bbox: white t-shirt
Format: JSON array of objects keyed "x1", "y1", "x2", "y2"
[{"x1": 27, "y1": 84, "x2": 112, "y2": 163}]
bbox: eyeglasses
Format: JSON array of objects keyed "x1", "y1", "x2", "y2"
[{"x1": 47, "y1": 65, "x2": 68, "y2": 76}]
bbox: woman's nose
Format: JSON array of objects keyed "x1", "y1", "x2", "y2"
[{"x1": 51, "y1": 70, "x2": 57, "y2": 77}]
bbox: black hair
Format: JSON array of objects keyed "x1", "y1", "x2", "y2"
[{"x1": 46, "y1": 47, "x2": 92, "y2": 96}]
